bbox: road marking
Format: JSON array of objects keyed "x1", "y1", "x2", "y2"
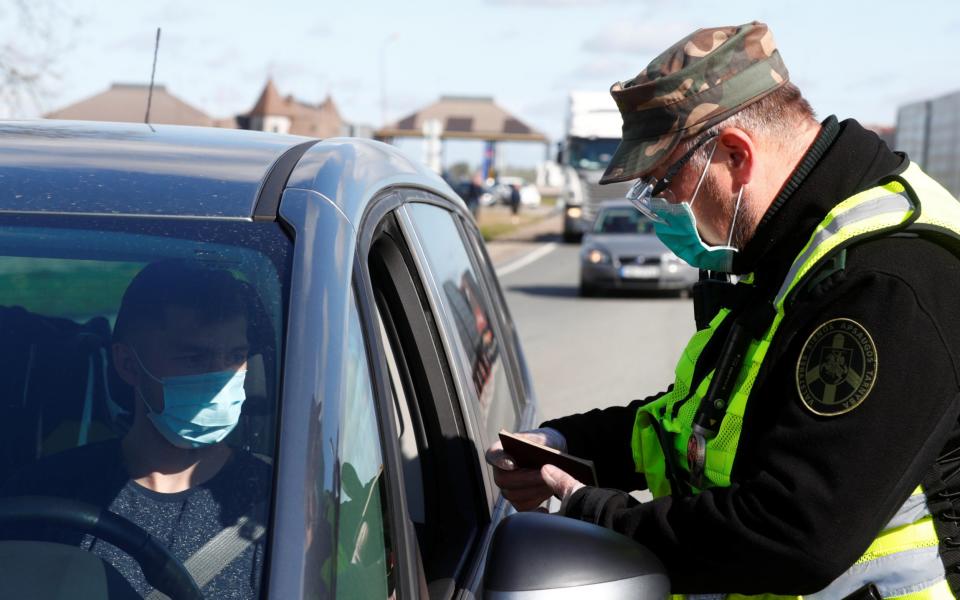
[{"x1": 496, "y1": 242, "x2": 558, "y2": 277}]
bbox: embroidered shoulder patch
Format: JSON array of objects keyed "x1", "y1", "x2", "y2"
[{"x1": 796, "y1": 318, "x2": 878, "y2": 416}]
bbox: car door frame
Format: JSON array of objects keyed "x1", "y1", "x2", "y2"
[
  {"x1": 394, "y1": 194, "x2": 531, "y2": 500},
  {"x1": 270, "y1": 186, "x2": 431, "y2": 600},
  {"x1": 279, "y1": 175, "x2": 540, "y2": 599},
  {"x1": 392, "y1": 192, "x2": 540, "y2": 595},
  {"x1": 351, "y1": 189, "x2": 432, "y2": 600},
  {"x1": 355, "y1": 187, "x2": 492, "y2": 599}
]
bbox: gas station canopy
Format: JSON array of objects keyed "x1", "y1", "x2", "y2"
[{"x1": 375, "y1": 95, "x2": 548, "y2": 143}]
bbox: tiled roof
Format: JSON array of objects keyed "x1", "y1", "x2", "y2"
[
  {"x1": 247, "y1": 79, "x2": 287, "y2": 117},
  {"x1": 376, "y1": 95, "x2": 546, "y2": 142},
  {"x1": 45, "y1": 83, "x2": 219, "y2": 127},
  {"x1": 243, "y1": 80, "x2": 345, "y2": 138}
]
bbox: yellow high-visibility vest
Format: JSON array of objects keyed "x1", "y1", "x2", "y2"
[{"x1": 633, "y1": 163, "x2": 960, "y2": 598}]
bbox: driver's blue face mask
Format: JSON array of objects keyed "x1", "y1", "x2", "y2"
[
  {"x1": 133, "y1": 350, "x2": 246, "y2": 449},
  {"x1": 626, "y1": 134, "x2": 745, "y2": 273}
]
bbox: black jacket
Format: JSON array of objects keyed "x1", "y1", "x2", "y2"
[{"x1": 543, "y1": 117, "x2": 960, "y2": 594}]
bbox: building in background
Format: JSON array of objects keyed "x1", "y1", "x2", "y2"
[
  {"x1": 237, "y1": 79, "x2": 347, "y2": 138},
  {"x1": 46, "y1": 79, "x2": 359, "y2": 139},
  {"x1": 45, "y1": 83, "x2": 233, "y2": 127},
  {"x1": 896, "y1": 89, "x2": 960, "y2": 198},
  {"x1": 375, "y1": 95, "x2": 548, "y2": 175}
]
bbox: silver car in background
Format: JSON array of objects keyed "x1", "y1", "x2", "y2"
[{"x1": 579, "y1": 200, "x2": 698, "y2": 296}]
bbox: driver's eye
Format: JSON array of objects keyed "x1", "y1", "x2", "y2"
[{"x1": 180, "y1": 354, "x2": 205, "y2": 367}]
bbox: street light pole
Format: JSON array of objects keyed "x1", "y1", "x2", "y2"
[{"x1": 380, "y1": 33, "x2": 399, "y2": 127}]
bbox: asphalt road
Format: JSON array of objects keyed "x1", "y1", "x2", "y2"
[{"x1": 497, "y1": 238, "x2": 697, "y2": 423}]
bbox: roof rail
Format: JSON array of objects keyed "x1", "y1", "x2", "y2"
[{"x1": 253, "y1": 139, "x2": 321, "y2": 222}]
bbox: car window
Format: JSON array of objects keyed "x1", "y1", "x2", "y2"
[
  {"x1": 376, "y1": 308, "x2": 425, "y2": 527},
  {"x1": 595, "y1": 207, "x2": 655, "y2": 234},
  {"x1": 367, "y1": 213, "x2": 485, "y2": 598},
  {"x1": 334, "y1": 293, "x2": 396, "y2": 599},
  {"x1": 0, "y1": 215, "x2": 290, "y2": 599},
  {"x1": 404, "y1": 202, "x2": 520, "y2": 450}
]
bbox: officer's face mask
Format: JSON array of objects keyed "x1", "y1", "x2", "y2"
[
  {"x1": 626, "y1": 133, "x2": 744, "y2": 273},
  {"x1": 132, "y1": 350, "x2": 246, "y2": 449}
]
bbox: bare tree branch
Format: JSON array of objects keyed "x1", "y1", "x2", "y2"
[{"x1": 0, "y1": 0, "x2": 81, "y2": 117}]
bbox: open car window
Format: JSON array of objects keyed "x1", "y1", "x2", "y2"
[
  {"x1": 403, "y1": 201, "x2": 521, "y2": 454},
  {"x1": 367, "y1": 211, "x2": 487, "y2": 599},
  {"x1": 0, "y1": 214, "x2": 291, "y2": 599}
]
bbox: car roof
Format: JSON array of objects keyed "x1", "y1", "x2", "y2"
[
  {"x1": 596, "y1": 199, "x2": 637, "y2": 211},
  {"x1": 0, "y1": 120, "x2": 311, "y2": 219},
  {"x1": 283, "y1": 136, "x2": 461, "y2": 227}
]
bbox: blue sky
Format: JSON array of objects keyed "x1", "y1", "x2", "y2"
[{"x1": 4, "y1": 0, "x2": 960, "y2": 168}]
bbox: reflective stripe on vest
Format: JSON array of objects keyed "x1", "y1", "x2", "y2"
[{"x1": 633, "y1": 163, "x2": 960, "y2": 598}]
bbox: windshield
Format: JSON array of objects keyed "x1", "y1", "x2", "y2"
[
  {"x1": 594, "y1": 207, "x2": 655, "y2": 234},
  {"x1": 0, "y1": 213, "x2": 291, "y2": 599},
  {"x1": 567, "y1": 137, "x2": 620, "y2": 171}
]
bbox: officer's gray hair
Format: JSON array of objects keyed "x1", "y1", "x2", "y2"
[{"x1": 680, "y1": 82, "x2": 817, "y2": 171}]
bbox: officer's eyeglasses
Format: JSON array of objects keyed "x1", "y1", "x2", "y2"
[{"x1": 625, "y1": 132, "x2": 719, "y2": 222}]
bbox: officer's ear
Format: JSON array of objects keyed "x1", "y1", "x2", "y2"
[{"x1": 716, "y1": 127, "x2": 755, "y2": 189}]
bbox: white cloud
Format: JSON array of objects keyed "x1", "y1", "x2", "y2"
[
  {"x1": 570, "y1": 56, "x2": 636, "y2": 80},
  {"x1": 203, "y1": 48, "x2": 239, "y2": 70},
  {"x1": 494, "y1": 27, "x2": 523, "y2": 41},
  {"x1": 145, "y1": 1, "x2": 212, "y2": 26},
  {"x1": 521, "y1": 97, "x2": 565, "y2": 116},
  {"x1": 104, "y1": 30, "x2": 188, "y2": 55},
  {"x1": 389, "y1": 93, "x2": 431, "y2": 116},
  {"x1": 517, "y1": 97, "x2": 567, "y2": 139},
  {"x1": 265, "y1": 60, "x2": 317, "y2": 81},
  {"x1": 334, "y1": 76, "x2": 365, "y2": 92},
  {"x1": 485, "y1": 0, "x2": 627, "y2": 5},
  {"x1": 306, "y1": 22, "x2": 333, "y2": 37},
  {"x1": 582, "y1": 20, "x2": 694, "y2": 55}
]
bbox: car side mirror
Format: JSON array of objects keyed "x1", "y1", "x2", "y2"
[{"x1": 483, "y1": 511, "x2": 669, "y2": 599}]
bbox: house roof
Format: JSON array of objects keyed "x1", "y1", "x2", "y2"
[
  {"x1": 248, "y1": 79, "x2": 287, "y2": 117},
  {"x1": 375, "y1": 95, "x2": 547, "y2": 143},
  {"x1": 243, "y1": 79, "x2": 345, "y2": 138},
  {"x1": 45, "y1": 83, "x2": 219, "y2": 127}
]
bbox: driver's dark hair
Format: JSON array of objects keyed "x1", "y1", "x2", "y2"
[{"x1": 113, "y1": 259, "x2": 252, "y2": 343}]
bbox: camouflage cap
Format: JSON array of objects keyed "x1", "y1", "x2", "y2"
[{"x1": 599, "y1": 21, "x2": 789, "y2": 184}]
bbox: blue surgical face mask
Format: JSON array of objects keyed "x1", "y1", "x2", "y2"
[
  {"x1": 133, "y1": 351, "x2": 246, "y2": 449},
  {"x1": 626, "y1": 136, "x2": 744, "y2": 273}
]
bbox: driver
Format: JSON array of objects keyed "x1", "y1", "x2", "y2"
[{"x1": 2, "y1": 259, "x2": 272, "y2": 599}]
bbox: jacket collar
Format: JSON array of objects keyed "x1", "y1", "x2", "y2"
[{"x1": 733, "y1": 116, "x2": 905, "y2": 281}]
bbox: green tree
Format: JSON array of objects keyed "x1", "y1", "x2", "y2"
[{"x1": 448, "y1": 161, "x2": 474, "y2": 180}]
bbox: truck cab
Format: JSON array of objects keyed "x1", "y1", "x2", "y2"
[{"x1": 559, "y1": 91, "x2": 633, "y2": 242}]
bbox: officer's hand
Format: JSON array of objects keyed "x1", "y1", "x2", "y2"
[
  {"x1": 541, "y1": 464, "x2": 585, "y2": 504},
  {"x1": 484, "y1": 428, "x2": 567, "y2": 512}
]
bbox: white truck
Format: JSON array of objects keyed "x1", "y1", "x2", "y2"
[{"x1": 558, "y1": 91, "x2": 632, "y2": 242}]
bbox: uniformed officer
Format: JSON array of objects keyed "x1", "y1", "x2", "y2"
[{"x1": 487, "y1": 21, "x2": 960, "y2": 597}]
